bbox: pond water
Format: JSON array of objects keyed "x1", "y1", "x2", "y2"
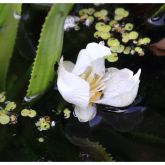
[{"x1": 0, "y1": 3, "x2": 165, "y2": 161}]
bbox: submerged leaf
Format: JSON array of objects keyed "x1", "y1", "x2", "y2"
[
  {"x1": 98, "y1": 103, "x2": 146, "y2": 132},
  {"x1": 67, "y1": 136, "x2": 113, "y2": 161},
  {"x1": 152, "y1": 4, "x2": 165, "y2": 17},
  {"x1": 26, "y1": 4, "x2": 73, "y2": 100},
  {"x1": 0, "y1": 4, "x2": 22, "y2": 90}
]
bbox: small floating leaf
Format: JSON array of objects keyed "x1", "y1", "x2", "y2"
[
  {"x1": 107, "y1": 38, "x2": 120, "y2": 47},
  {"x1": 135, "y1": 47, "x2": 144, "y2": 56},
  {"x1": 106, "y1": 53, "x2": 118, "y2": 62},
  {"x1": 28, "y1": 110, "x2": 37, "y2": 118},
  {"x1": 124, "y1": 23, "x2": 133, "y2": 31},
  {"x1": 129, "y1": 31, "x2": 139, "y2": 40},
  {"x1": 100, "y1": 9, "x2": 108, "y2": 16},
  {"x1": 79, "y1": 8, "x2": 88, "y2": 16},
  {"x1": 21, "y1": 109, "x2": 29, "y2": 117},
  {"x1": 100, "y1": 32, "x2": 111, "y2": 40},
  {"x1": 64, "y1": 108, "x2": 71, "y2": 119},
  {"x1": 0, "y1": 114, "x2": 10, "y2": 125},
  {"x1": 122, "y1": 32, "x2": 130, "y2": 43},
  {"x1": 35, "y1": 117, "x2": 50, "y2": 131},
  {"x1": 109, "y1": 20, "x2": 117, "y2": 26},
  {"x1": 87, "y1": 8, "x2": 95, "y2": 15},
  {"x1": 94, "y1": 31, "x2": 102, "y2": 39},
  {"x1": 95, "y1": 22, "x2": 106, "y2": 31},
  {"x1": 115, "y1": 8, "x2": 129, "y2": 18},
  {"x1": 123, "y1": 46, "x2": 131, "y2": 54},
  {"x1": 5, "y1": 101, "x2": 16, "y2": 111},
  {"x1": 94, "y1": 10, "x2": 108, "y2": 20},
  {"x1": 114, "y1": 15, "x2": 123, "y2": 21},
  {"x1": 0, "y1": 92, "x2": 6, "y2": 102},
  {"x1": 138, "y1": 37, "x2": 151, "y2": 45}
]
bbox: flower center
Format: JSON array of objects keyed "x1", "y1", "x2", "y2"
[{"x1": 80, "y1": 67, "x2": 107, "y2": 105}]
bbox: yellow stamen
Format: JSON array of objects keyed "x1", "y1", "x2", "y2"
[{"x1": 80, "y1": 67, "x2": 107, "y2": 105}]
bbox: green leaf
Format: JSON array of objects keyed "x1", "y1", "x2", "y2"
[
  {"x1": 153, "y1": 4, "x2": 165, "y2": 17},
  {"x1": 0, "y1": 4, "x2": 22, "y2": 91},
  {"x1": 127, "y1": 132, "x2": 165, "y2": 147},
  {"x1": 26, "y1": 4, "x2": 73, "y2": 100},
  {"x1": 68, "y1": 137, "x2": 114, "y2": 161}
]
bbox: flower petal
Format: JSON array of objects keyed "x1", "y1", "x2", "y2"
[
  {"x1": 96, "y1": 68, "x2": 141, "y2": 107},
  {"x1": 72, "y1": 42, "x2": 111, "y2": 76},
  {"x1": 74, "y1": 105, "x2": 97, "y2": 122},
  {"x1": 57, "y1": 57, "x2": 90, "y2": 108}
]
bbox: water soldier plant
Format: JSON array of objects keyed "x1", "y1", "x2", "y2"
[{"x1": 0, "y1": 3, "x2": 164, "y2": 161}]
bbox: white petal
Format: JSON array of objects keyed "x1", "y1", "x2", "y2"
[
  {"x1": 57, "y1": 57, "x2": 90, "y2": 108},
  {"x1": 72, "y1": 42, "x2": 111, "y2": 76},
  {"x1": 63, "y1": 61, "x2": 75, "y2": 72},
  {"x1": 74, "y1": 105, "x2": 97, "y2": 122},
  {"x1": 96, "y1": 68, "x2": 141, "y2": 107}
]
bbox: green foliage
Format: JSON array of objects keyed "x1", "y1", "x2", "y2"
[
  {"x1": 69, "y1": 137, "x2": 113, "y2": 161},
  {"x1": 26, "y1": 4, "x2": 73, "y2": 100},
  {"x1": 0, "y1": 4, "x2": 22, "y2": 91},
  {"x1": 153, "y1": 4, "x2": 165, "y2": 17}
]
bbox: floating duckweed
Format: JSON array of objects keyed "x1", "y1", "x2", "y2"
[
  {"x1": 94, "y1": 31, "x2": 111, "y2": 40},
  {"x1": 21, "y1": 109, "x2": 37, "y2": 118},
  {"x1": 0, "y1": 114, "x2": 10, "y2": 125},
  {"x1": 64, "y1": 108, "x2": 71, "y2": 119},
  {"x1": 135, "y1": 47, "x2": 144, "y2": 56},
  {"x1": 123, "y1": 46, "x2": 131, "y2": 54},
  {"x1": 79, "y1": 8, "x2": 88, "y2": 16},
  {"x1": 95, "y1": 22, "x2": 106, "y2": 31},
  {"x1": 100, "y1": 32, "x2": 111, "y2": 40},
  {"x1": 106, "y1": 53, "x2": 119, "y2": 62},
  {"x1": 116, "y1": 44, "x2": 125, "y2": 53},
  {"x1": 138, "y1": 37, "x2": 151, "y2": 45},
  {"x1": 100, "y1": 25, "x2": 111, "y2": 32},
  {"x1": 94, "y1": 9, "x2": 108, "y2": 20},
  {"x1": 21, "y1": 109, "x2": 29, "y2": 117},
  {"x1": 109, "y1": 20, "x2": 118, "y2": 26},
  {"x1": 129, "y1": 31, "x2": 139, "y2": 40},
  {"x1": 80, "y1": 14, "x2": 88, "y2": 20},
  {"x1": 114, "y1": 15, "x2": 124, "y2": 21},
  {"x1": 38, "y1": 137, "x2": 44, "y2": 143},
  {"x1": 107, "y1": 38, "x2": 120, "y2": 47},
  {"x1": 87, "y1": 8, "x2": 95, "y2": 15},
  {"x1": 124, "y1": 23, "x2": 133, "y2": 31},
  {"x1": 115, "y1": 8, "x2": 129, "y2": 19},
  {"x1": 94, "y1": 31, "x2": 102, "y2": 39},
  {"x1": 5, "y1": 102, "x2": 16, "y2": 111},
  {"x1": 0, "y1": 92, "x2": 6, "y2": 103},
  {"x1": 28, "y1": 110, "x2": 37, "y2": 118},
  {"x1": 35, "y1": 117, "x2": 50, "y2": 131},
  {"x1": 87, "y1": 16, "x2": 94, "y2": 22},
  {"x1": 122, "y1": 33, "x2": 130, "y2": 43},
  {"x1": 100, "y1": 9, "x2": 108, "y2": 16}
]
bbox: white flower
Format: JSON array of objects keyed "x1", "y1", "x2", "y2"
[{"x1": 57, "y1": 42, "x2": 141, "y2": 122}]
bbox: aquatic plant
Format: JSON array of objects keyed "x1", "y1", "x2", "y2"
[
  {"x1": 57, "y1": 42, "x2": 141, "y2": 122},
  {"x1": 64, "y1": 7, "x2": 151, "y2": 61}
]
